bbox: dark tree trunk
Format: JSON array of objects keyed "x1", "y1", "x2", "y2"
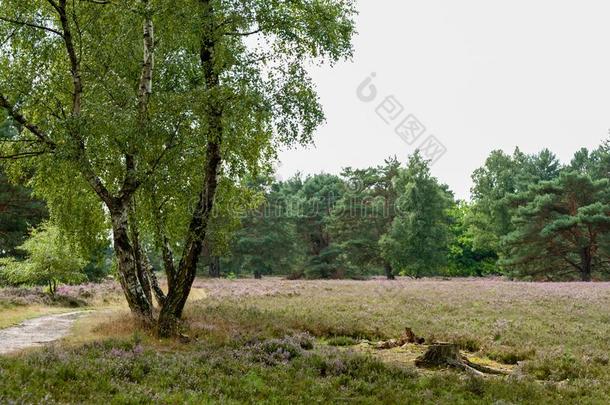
[
  {"x1": 156, "y1": 137, "x2": 221, "y2": 337},
  {"x1": 131, "y1": 218, "x2": 153, "y2": 306},
  {"x1": 580, "y1": 248, "x2": 592, "y2": 282},
  {"x1": 48, "y1": 279, "x2": 57, "y2": 297},
  {"x1": 384, "y1": 262, "x2": 395, "y2": 280},
  {"x1": 142, "y1": 252, "x2": 166, "y2": 307},
  {"x1": 110, "y1": 207, "x2": 154, "y2": 324},
  {"x1": 209, "y1": 255, "x2": 221, "y2": 278},
  {"x1": 156, "y1": 2, "x2": 222, "y2": 336}
]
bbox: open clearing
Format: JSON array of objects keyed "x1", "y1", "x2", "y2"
[{"x1": 1, "y1": 278, "x2": 609, "y2": 404}]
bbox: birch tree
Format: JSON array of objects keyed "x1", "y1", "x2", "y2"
[{"x1": 0, "y1": 0, "x2": 356, "y2": 336}]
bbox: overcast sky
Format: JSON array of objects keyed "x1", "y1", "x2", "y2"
[{"x1": 277, "y1": 0, "x2": 610, "y2": 200}]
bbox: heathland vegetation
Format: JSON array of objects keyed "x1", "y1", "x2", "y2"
[
  {"x1": 0, "y1": 1, "x2": 609, "y2": 403},
  {"x1": 2, "y1": 278, "x2": 610, "y2": 404}
]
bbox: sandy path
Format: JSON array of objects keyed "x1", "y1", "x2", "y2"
[{"x1": 0, "y1": 311, "x2": 90, "y2": 355}]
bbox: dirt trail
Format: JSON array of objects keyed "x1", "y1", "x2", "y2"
[{"x1": 0, "y1": 311, "x2": 90, "y2": 355}]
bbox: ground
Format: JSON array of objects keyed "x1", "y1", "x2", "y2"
[
  {"x1": 0, "y1": 277, "x2": 609, "y2": 404},
  {"x1": 0, "y1": 311, "x2": 90, "y2": 355}
]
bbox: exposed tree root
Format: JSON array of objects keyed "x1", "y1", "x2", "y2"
[{"x1": 374, "y1": 328, "x2": 511, "y2": 376}]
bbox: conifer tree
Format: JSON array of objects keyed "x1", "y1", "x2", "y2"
[{"x1": 502, "y1": 172, "x2": 610, "y2": 281}]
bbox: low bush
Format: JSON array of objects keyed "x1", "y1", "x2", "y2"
[
  {"x1": 487, "y1": 346, "x2": 535, "y2": 365},
  {"x1": 326, "y1": 336, "x2": 359, "y2": 347}
]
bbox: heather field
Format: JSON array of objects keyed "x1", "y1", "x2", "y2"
[{"x1": 1, "y1": 278, "x2": 609, "y2": 404}]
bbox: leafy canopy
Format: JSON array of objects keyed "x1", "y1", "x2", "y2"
[{"x1": 0, "y1": 0, "x2": 357, "y2": 258}]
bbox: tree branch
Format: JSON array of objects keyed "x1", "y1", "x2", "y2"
[
  {"x1": 0, "y1": 94, "x2": 56, "y2": 149},
  {"x1": 46, "y1": 0, "x2": 116, "y2": 207},
  {"x1": 0, "y1": 16, "x2": 63, "y2": 37},
  {"x1": 151, "y1": 194, "x2": 176, "y2": 287},
  {"x1": 48, "y1": 0, "x2": 82, "y2": 115},
  {"x1": 138, "y1": 124, "x2": 180, "y2": 187},
  {"x1": 116, "y1": 0, "x2": 155, "y2": 203},
  {"x1": 79, "y1": 0, "x2": 111, "y2": 4},
  {"x1": 0, "y1": 26, "x2": 19, "y2": 47},
  {"x1": 118, "y1": 153, "x2": 140, "y2": 203},
  {"x1": 0, "y1": 150, "x2": 48, "y2": 160},
  {"x1": 46, "y1": 0, "x2": 62, "y2": 14},
  {"x1": 564, "y1": 257, "x2": 583, "y2": 272},
  {"x1": 76, "y1": 150, "x2": 114, "y2": 206},
  {"x1": 224, "y1": 27, "x2": 262, "y2": 37}
]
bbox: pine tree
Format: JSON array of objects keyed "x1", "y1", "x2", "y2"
[
  {"x1": 468, "y1": 148, "x2": 562, "y2": 260},
  {"x1": 329, "y1": 158, "x2": 401, "y2": 279},
  {"x1": 502, "y1": 172, "x2": 610, "y2": 281},
  {"x1": 224, "y1": 181, "x2": 303, "y2": 278},
  {"x1": 569, "y1": 142, "x2": 610, "y2": 181},
  {"x1": 296, "y1": 174, "x2": 346, "y2": 279}
]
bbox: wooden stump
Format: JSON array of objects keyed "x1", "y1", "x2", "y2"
[
  {"x1": 415, "y1": 343, "x2": 509, "y2": 376},
  {"x1": 415, "y1": 343, "x2": 462, "y2": 367}
]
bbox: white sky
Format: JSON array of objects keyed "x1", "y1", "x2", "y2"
[{"x1": 277, "y1": 0, "x2": 610, "y2": 200}]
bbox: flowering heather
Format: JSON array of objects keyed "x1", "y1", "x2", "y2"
[
  {"x1": 1, "y1": 277, "x2": 609, "y2": 403},
  {"x1": 0, "y1": 279, "x2": 123, "y2": 308},
  {"x1": 187, "y1": 277, "x2": 610, "y2": 384},
  {"x1": 109, "y1": 344, "x2": 144, "y2": 359}
]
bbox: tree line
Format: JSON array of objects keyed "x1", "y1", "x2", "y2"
[
  {"x1": 2, "y1": 135, "x2": 609, "y2": 290},
  {"x1": 215, "y1": 142, "x2": 610, "y2": 281}
]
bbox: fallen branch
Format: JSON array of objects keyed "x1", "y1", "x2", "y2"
[{"x1": 376, "y1": 327, "x2": 425, "y2": 349}]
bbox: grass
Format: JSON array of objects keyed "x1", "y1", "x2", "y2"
[
  {"x1": 1, "y1": 277, "x2": 610, "y2": 404},
  {"x1": 325, "y1": 336, "x2": 359, "y2": 346}
]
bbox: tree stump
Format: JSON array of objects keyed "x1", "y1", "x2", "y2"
[
  {"x1": 415, "y1": 343, "x2": 509, "y2": 376},
  {"x1": 415, "y1": 343, "x2": 462, "y2": 367}
]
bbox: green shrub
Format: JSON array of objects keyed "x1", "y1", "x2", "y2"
[
  {"x1": 523, "y1": 352, "x2": 587, "y2": 381},
  {"x1": 326, "y1": 336, "x2": 358, "y2": 347},
  {"x1": 0, "y1": 223, "x2": 87, "y2": 295},
  {"x1": 487, "y1": 346, "x2": 535, "y2": 365},
  {"x1": 450, "y1": 334, "x2": 482, "y2": 352}
]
